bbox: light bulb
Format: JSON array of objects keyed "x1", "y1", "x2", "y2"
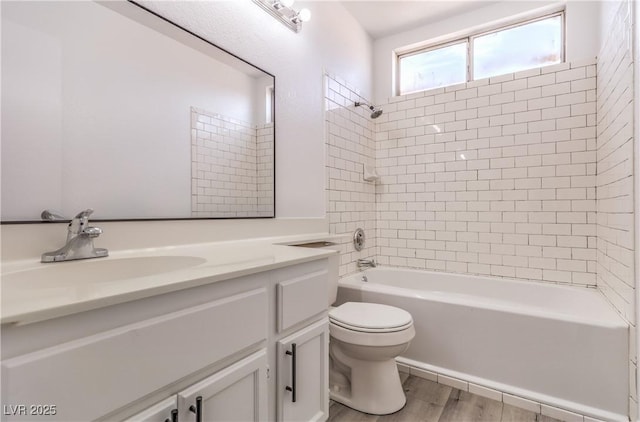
[
  {"x1": 297, "y1": 8, "x2": 311, "y2": 22},
  {"x1": 280, "y1": 0, "x2": 294, "y2": 7}
]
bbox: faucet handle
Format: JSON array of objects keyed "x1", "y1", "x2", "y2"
[
  {"x1": 68, "y1": 209, "x2": 95, "y2": 238},
  {"x1": 41, "y1": 209, "x2": 66, "y2": 222},
  {"x1": 73, "y1": 209, "x2": 94, "y2": 219}
]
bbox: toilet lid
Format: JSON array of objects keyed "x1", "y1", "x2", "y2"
[{"x1": 329, "y1": 302, "x2": 413, "y2": 331}]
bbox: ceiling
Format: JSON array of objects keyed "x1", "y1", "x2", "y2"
[{"x1": 340, "y1": 1, "x2": 499, "y2": 39}]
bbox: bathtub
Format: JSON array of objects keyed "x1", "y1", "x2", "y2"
[{"x1": 336, "y1": 267, "x2": 628, "y2": 421}]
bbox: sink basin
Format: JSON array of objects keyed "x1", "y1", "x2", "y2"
[{"x1": 2, "y1": 256, "x2": 207, "y2": 289}]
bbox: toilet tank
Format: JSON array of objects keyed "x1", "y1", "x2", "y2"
[{"x1": 292, "y1": 242, "x2": 340, "y2": 305}]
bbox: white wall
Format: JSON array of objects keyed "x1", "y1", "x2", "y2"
[
  {"x1": 372, "y1": 0, "x2": 600, "y2": 103},
  {"x1": 142, "y1": 0, "x2": 373, "y2": 218}
]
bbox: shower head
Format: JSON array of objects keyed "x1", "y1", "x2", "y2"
[{"x1": 355, "y1": 101, "x2": 383, "y2": 119}]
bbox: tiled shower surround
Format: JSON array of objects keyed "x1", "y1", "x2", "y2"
[
  {"x1": 325, "y1": 74, "x2": 377, "y2": 276},
  {"x1": 375, "y1": 61, "x2": 598, "y2": 285},
  {"x1": 326, "y1": 46, "x2": 636, "y2": 418},
  {"x1": 597, "y1": 0, "x2": 635, "y2": 325},
  {"x1": 327, "y1": 58, "x2": 600, "y2": 286},
  {"x1": 597, "y1": 0, "x2": 636, "y2": 417},
  {"x1": 191, "y1": 107, "x2": 273, "y2": 218}
]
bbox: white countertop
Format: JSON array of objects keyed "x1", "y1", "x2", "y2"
[{"x1": 1, "y1": 233, "x2": 343, "y2": 326}]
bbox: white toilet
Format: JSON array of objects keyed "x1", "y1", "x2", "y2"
[{"x1": 327, "y1": 271, "x2": 415, "y2": 415}]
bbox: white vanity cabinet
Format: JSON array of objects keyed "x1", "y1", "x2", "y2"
[
  {"x1": 128, "y1": 350, "x2": 268, "y2": 422},
  {"x1": 1, "y1": 257, "x2": 330, "y2": 422}
]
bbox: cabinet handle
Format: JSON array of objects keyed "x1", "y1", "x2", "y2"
[
  {"x1": 189, "y1": 396, "x2": 202, "y2": 422},
  {"x1": 164, "y1": 408, "x2": 178, "y2": 422},
  {"x1": 285, "y1": 343, "x2": 297, "y2": 403}
]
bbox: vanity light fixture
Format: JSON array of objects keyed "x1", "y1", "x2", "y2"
[{"x1": 253, "y1": 0, "x2": 311, "y2": 33}]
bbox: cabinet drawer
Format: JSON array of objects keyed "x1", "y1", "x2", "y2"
[
  {"x1": 1, "y1": 287, "x2": 267, "y2": 421},
  {"x1": 277, "y1": 269, "x2": 328, "y2": 332}
]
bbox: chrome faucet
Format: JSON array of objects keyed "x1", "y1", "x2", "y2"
[
  {"x1": 357, "y1": 258, "x2": 376, "y2": 269},
  {"x1": 41, "y1": 209, "x2": 109, "y2": 263}
]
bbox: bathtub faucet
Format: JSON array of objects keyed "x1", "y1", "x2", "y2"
[{"x1": 357, "y1": 258, "x2": 377, "y2": 269}]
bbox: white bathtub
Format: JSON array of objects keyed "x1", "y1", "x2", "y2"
[{"x1": 336, "y1": 267, "x2": 628, "y2": 421}]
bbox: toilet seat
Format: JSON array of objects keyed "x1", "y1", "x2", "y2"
[
  {"x1": 329, "y1": 302, "x2": 413, "y2": 333},
  {"x1": 329, "y1": 302, "x2": 415, "y2": 347},
  {"x1": 330, "y1": 319, "x2": 415, "y2": 347}
]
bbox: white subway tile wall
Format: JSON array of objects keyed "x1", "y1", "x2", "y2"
[
  {"x1": 596, "y1": 0, "x2": 636, "y2": 418},
  {"x1": 375, "y1": 60, "x2": 598, "y2": 286},
  {"x1": 191, "y1": 107, "x2": 273, "y2": 218},
  {"x1": 325, "y1": 74, "x2": 377, "y2": 276},
  {"x1": 596, "y1": 0, "x2": 635, "y2": 324}
]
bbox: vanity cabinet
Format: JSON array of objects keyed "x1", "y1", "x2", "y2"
[
  {"x1": 127, "y1": 350, "x2": 268, "y2": 422},
  {"x1": 1, "y1": 257, "x2": 330, "y2": 422},
  {"x1": 1, "y1": 287, "x2": 268, "y2": 421}
]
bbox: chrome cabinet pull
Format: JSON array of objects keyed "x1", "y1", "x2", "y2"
[{"x1": 285, "y1": 343, "x2": 297, "y2": 403}]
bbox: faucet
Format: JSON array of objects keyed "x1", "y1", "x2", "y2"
[
  {"x1": 41, "y1": 209, "x2": 109, "y2": 263},
  {"x1": 357, "y1": 258, "x2": 376, "y2": 269}
]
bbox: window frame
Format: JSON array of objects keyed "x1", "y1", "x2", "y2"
[
  {"x1": 395, "y1": 10, "x2": 566, "y2": 96},
  {"x1": 396, "y1": 39, "x2": 469, "y2": 96}
]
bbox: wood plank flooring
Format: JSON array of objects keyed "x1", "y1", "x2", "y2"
[{"x1": 328, "y1": 374, "x2": 563, "y2": 422}]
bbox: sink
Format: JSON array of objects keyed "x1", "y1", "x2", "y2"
[{"x1": 2, "y1": 256, "x2": 207, "y2": 289}]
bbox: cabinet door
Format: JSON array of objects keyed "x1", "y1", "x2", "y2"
[
  {"x1": 178, "y1": 350, "x2": 268, "y2": 422},
  {"x1": 277, "y1": 319, "x2": 329, "y2": 422},
  {"x1": 124, "y1": 397, "x2": 177, "y2": 422}
]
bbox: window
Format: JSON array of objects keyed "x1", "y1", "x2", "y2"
[
  {"x1": 399, "y1": 41, "x2": 467, "y2": 96},
  {"x1": 265, "y1": 85, "x2": 274, "y2": 124},
  {"x1": 397, "y1": 12, "x2": 564, "y2": 95}
]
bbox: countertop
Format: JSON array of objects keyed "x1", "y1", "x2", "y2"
[{"x1": 1, "y1": 233, "x2": 343, "y2": 326}]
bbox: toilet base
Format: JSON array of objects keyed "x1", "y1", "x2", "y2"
[
  {"x1": 329, "y1": 348, "x2": 407, "y2": 415},
  {"x1": 330, "y1": 387, "x2": 407, "y2": 416}
]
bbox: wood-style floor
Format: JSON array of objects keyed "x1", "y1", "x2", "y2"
[{"x1": 328, "y1": 374, "x2": 562, "y2": 422}]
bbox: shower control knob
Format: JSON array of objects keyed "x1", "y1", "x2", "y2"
[{"x1": 353, "y1": 228, "x2": 365, "y2": 251}]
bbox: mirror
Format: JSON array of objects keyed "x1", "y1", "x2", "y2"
[{"x1": 1, "y1": 1, "x2": 275, "y2": 221}]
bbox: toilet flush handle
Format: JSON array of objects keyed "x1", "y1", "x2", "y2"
[{"x1": 285, "y1": 343, "x2": 297, "y2": 402}]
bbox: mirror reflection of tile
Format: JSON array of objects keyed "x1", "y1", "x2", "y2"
[{"x1": 191, "y1": 107, "x2": 274, "y2": 218}]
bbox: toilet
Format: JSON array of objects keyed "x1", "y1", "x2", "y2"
[{"x1": 327, "y1": 264, "x2": 415, "y2": 414}]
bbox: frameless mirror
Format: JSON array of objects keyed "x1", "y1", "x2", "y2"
[{"x1": 1, "y1": 1, "x2": 275, "y2": 221}]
